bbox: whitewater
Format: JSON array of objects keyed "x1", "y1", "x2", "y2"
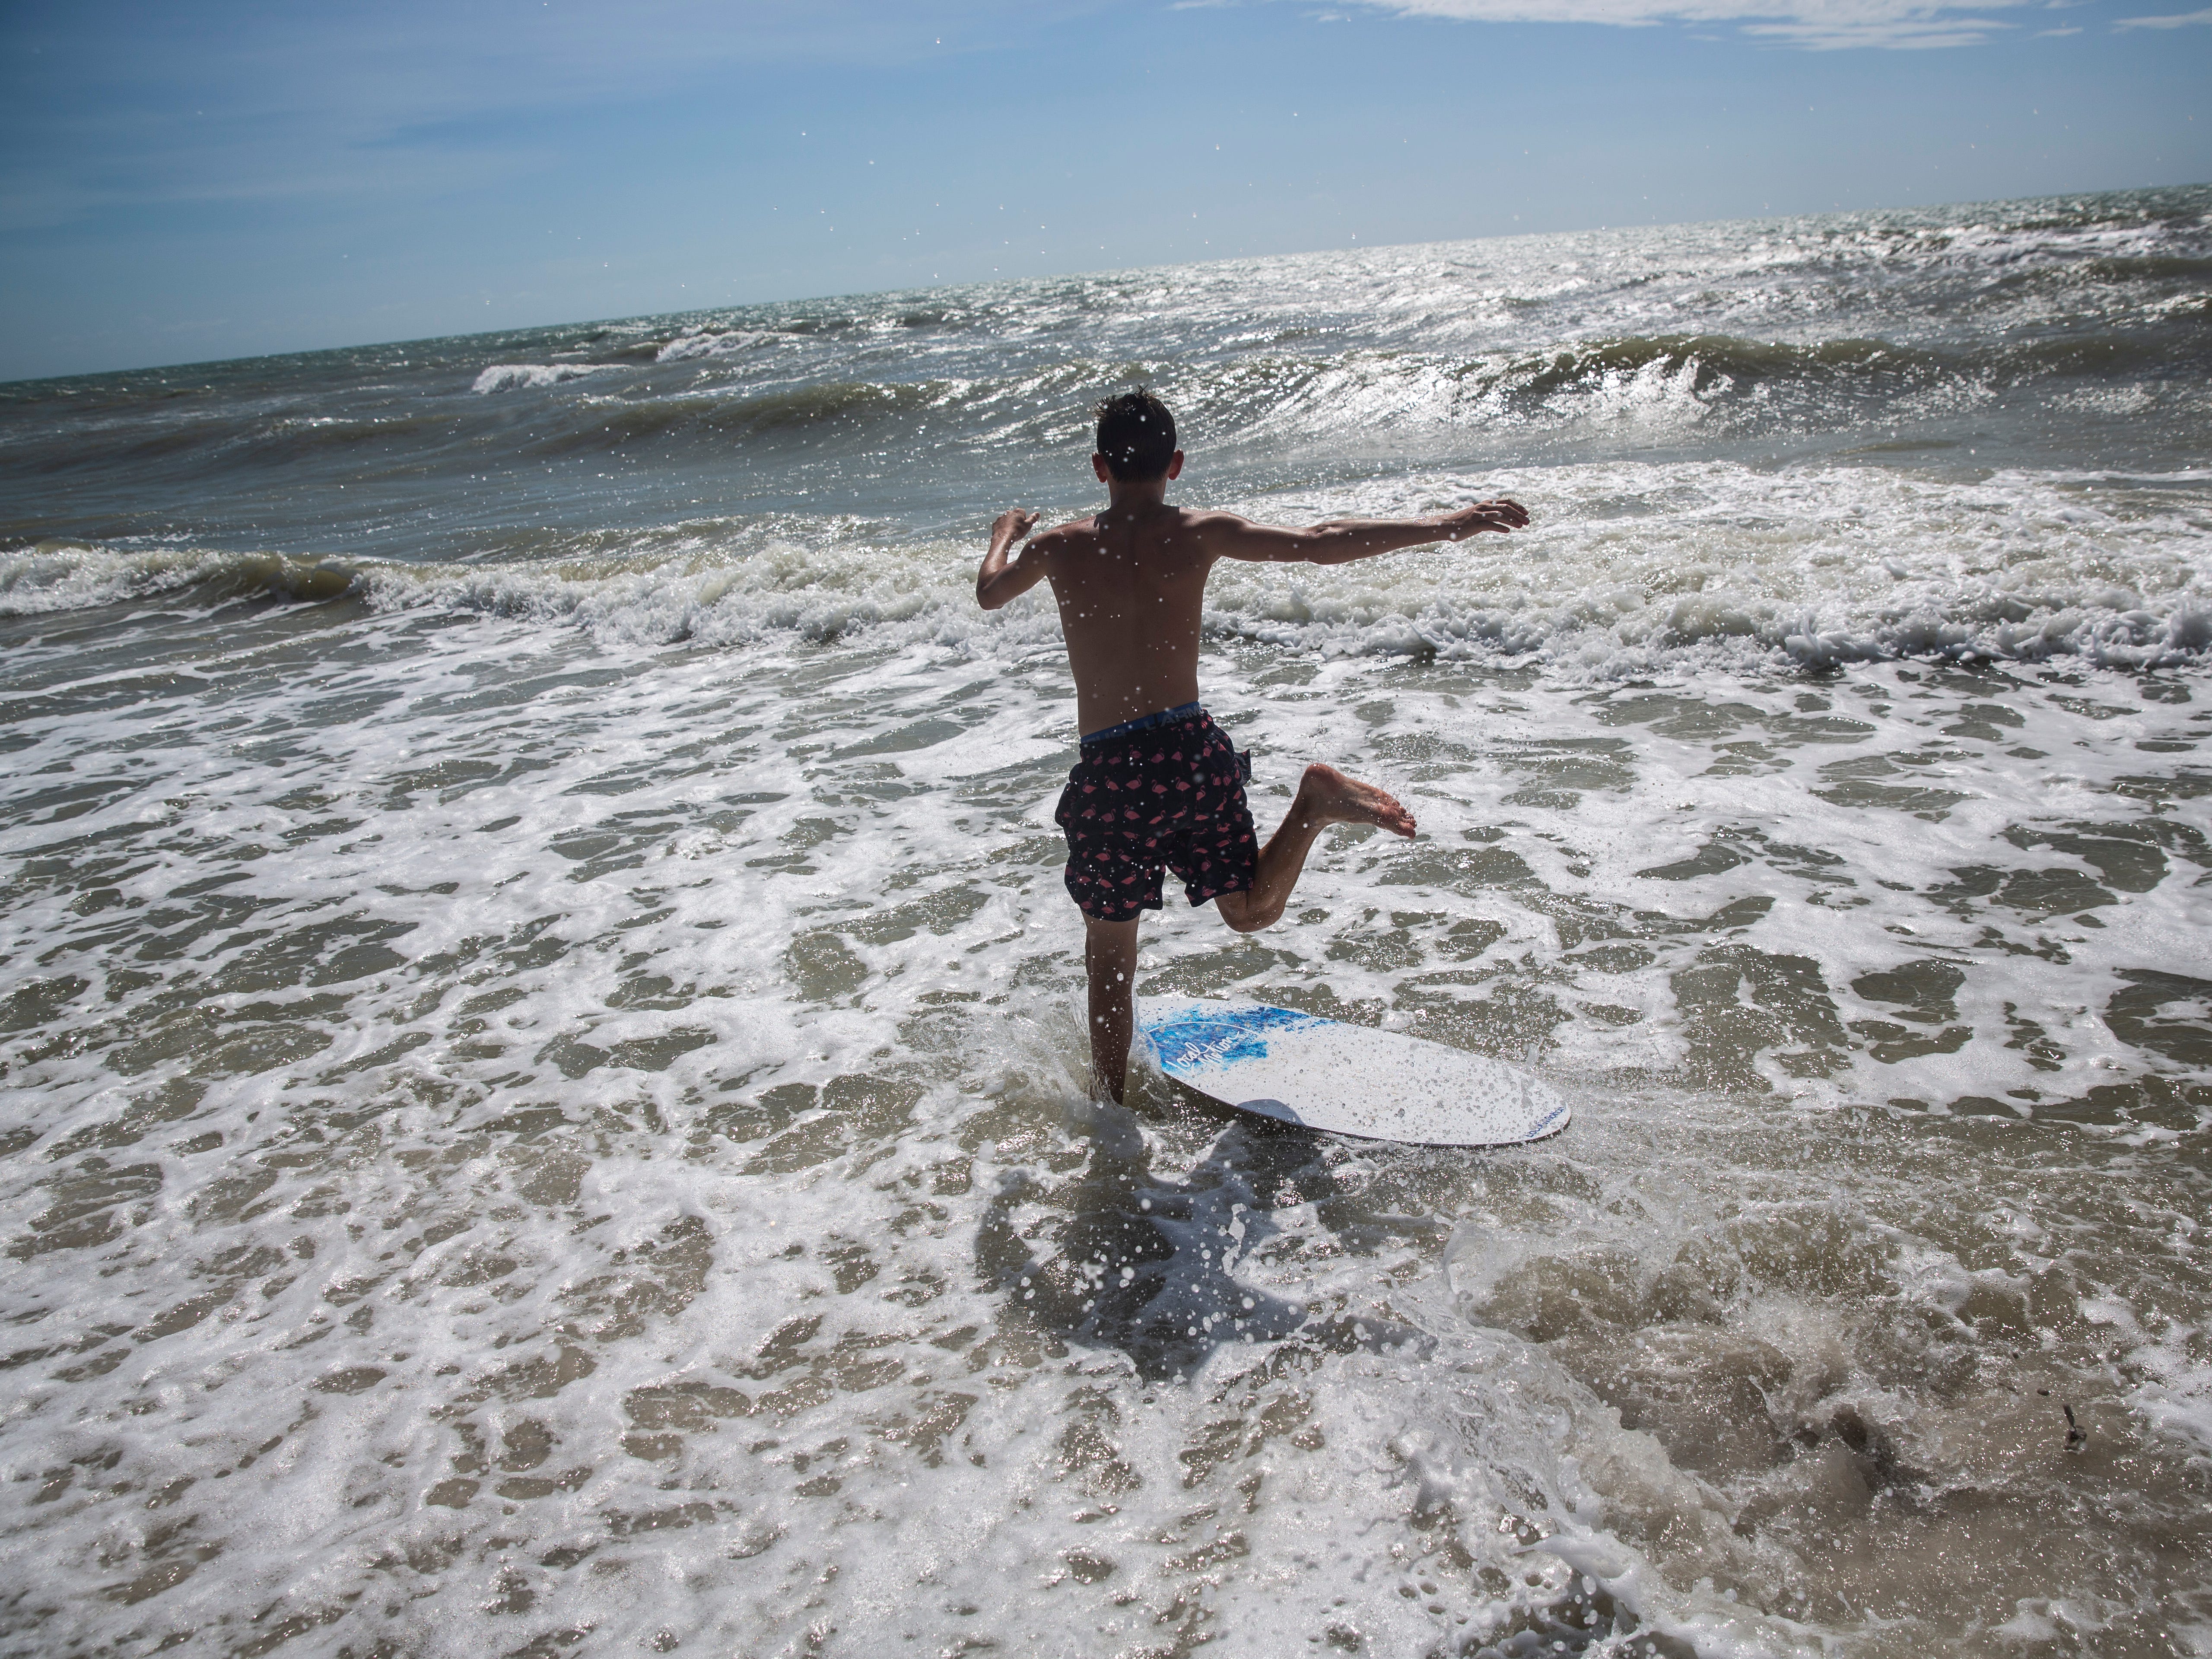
[{"x1": 1, "y1": 186, "x2": 2208, "y2": 1658}]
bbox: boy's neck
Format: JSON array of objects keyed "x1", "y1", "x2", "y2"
[{"x1": 1103, "y1": 477, "x2": 1171, "y2": 514}]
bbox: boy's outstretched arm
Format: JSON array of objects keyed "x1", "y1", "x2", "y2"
[
  {"x1": 976, "y1": 509, "x2": 1047, "y2": 610},
  {"x1": 1201, "y1": 498, "x2": 1528, "y2": 566}
]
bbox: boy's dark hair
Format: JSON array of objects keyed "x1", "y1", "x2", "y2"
[{"x1": 1095, "y1": 390, "x2": 1177, "y2": 482}]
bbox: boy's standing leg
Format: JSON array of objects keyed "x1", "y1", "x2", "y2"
[{"x1": 1085, "y1": 917, "x2": 1141, "y2": 1103}]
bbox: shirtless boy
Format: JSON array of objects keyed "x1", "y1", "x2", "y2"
[{"x1": 975, "y1": 391, "x2": 1528, "y2": 1101}]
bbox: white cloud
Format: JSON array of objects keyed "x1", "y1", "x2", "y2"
[
  {"x1": 2113, "y1": 4, "x2": 2212, "y2": 22},
  {"x1": 1359, "y1": 0, "x2": 2047, "y2": 46}
]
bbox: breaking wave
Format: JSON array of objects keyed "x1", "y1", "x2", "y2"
[{"x1": 9, "y1": 461, "x2": 2206, "y2": 677}]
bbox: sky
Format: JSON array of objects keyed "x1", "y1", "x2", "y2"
[{"x1": 0, "y1": 0, "x2": 2206, "y2": 382}]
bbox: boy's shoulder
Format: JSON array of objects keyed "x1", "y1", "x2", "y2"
[
  {"x1": 1034, "y1": 504, "x2": 1236, "y2": 571},
  {"x1": 1028, "y1": 514, "x2": 1109, "y2": 570},
  {"x1": 1062, "y1": 504, "x2": 1232, "y2": 544},
  {"x1": 1033, "y1": 513, "x2": 1101, "y2": 548}
]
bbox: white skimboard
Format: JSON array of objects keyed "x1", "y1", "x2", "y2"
[{"x1": 1138, "y1": 996, "x2": 1569, "y2": 1147}]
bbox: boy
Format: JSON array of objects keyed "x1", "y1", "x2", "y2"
[{"x1": 976, "y1": 391, "x2": 1527, "y2": 1101}]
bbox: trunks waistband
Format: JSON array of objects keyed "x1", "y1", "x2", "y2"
[{"x1": 1080, "y1": 701, "x2": 1204, "y2": 748}]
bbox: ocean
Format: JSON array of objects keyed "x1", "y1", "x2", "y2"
[{"x1": 2, "y1": 185, "x2": 2208, "y2": 1658}]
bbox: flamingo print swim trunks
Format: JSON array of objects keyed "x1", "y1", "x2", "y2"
[{"x1": 1055, "y1": 705, "x2": 1258, "y2": 923}]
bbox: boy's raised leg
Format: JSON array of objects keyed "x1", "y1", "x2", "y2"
[
  {"x1": 1085, "y1": 916, "x2": 1141, "y2": 1102},
  {"x1": 1216, "y1": 763, "x2": 1414, "y2": 934}
]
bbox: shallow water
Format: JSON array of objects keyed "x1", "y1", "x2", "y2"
[{"x1": 2, "y1": 187, "x2": 2210, "y2": 1657}]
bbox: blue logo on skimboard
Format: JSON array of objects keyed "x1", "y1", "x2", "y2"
[{"x1": 1145, "y1": 1004, "x2": 1322, "y2": 1071}]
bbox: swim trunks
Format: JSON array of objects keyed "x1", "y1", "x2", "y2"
[{"x1": 1055, "y1": 707, "x2": 1258, "y2": 923}]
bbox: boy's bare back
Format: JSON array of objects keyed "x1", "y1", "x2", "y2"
[{"x1": 1027, "y1": 500, "x2": 1223, "y2": 737}]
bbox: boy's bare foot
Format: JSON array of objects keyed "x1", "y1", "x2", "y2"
[{"x1": 1294, "y1": 763, "x2": 1416, "y2": 839}]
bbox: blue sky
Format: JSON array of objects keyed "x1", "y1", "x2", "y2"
[{"x1": 2, "y1": 0, "x2": 2205, "y2": 381}]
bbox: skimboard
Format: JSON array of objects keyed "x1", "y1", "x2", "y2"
[{"x1": 1138, "y1": 996, "x2": 1569, "y2": 1147}]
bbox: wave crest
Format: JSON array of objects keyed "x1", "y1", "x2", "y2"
[{"x1": 473, "y1": 363, "x2": 605, "y2": 394}]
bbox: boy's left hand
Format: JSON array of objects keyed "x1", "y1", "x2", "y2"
[
  {"x1": 992, "y1": 509, "x2": 1041, "y2": 546},
  {"x1": 1444, "y1": 499, "x2": 1529, "y2": 538}
]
